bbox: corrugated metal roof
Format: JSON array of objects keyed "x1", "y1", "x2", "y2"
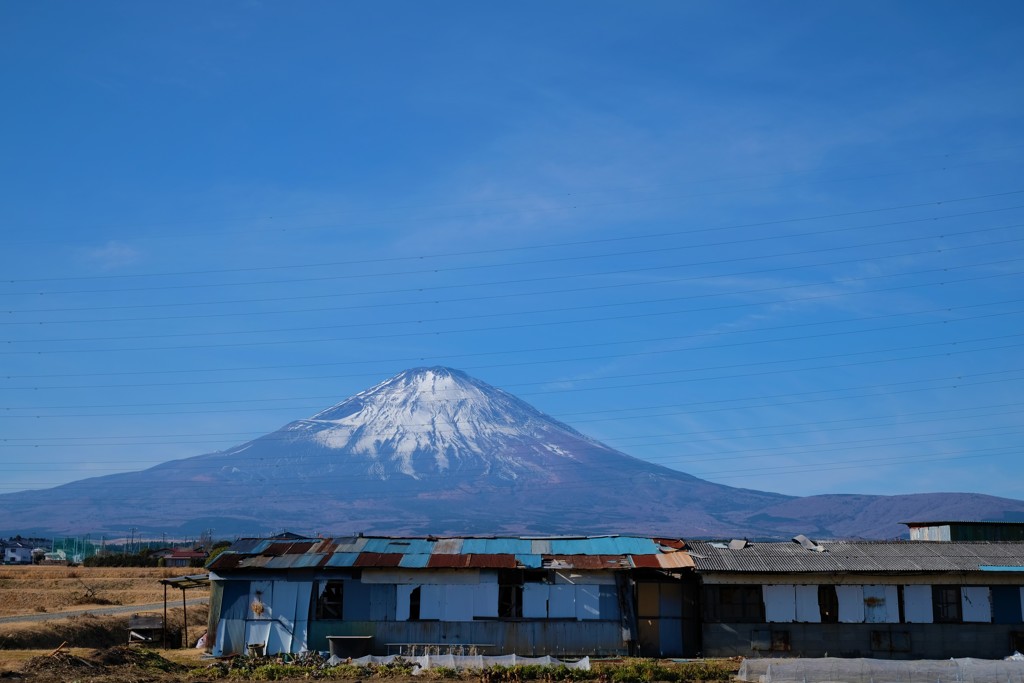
[
  {"x1": 432, "y1": 538, "x2": 463, "y2": 554},
  {"x1": 209, "y1": 534, "x2": 691, "y2": 574},
  {"x1": 516, "y1": 553, "x2": 543, "y2": 569},
  {"x1": 687, "y1": 540, "x2": 1024, "y2": 573},
  {"x1": 354, "y1": 552, "x2": 403, "y2": 567},
  {"x1": 461, "y1": 538, "x2": 534, "y2": 555}
]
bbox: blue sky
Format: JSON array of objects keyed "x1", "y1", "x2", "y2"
[{"x1": 1, "y1": 2, "x2": 1022, "y2": 502}]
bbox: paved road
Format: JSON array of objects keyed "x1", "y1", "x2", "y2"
[{"x1": 0, "y1": 598, "x2": 209, "y2": 624}]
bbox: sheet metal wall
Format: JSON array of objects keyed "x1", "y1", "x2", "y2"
[{"x1": 212, "y1": 569, "x2": 632, "y2": 657}]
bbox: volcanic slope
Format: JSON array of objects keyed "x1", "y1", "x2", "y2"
[{"x1": 2, "y1": 367, "x2": 1022, "y2": 538}]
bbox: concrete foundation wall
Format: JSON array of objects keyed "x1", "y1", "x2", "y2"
[{"x1": 703, "y1": 622, "x2": 1024, "y2": 660}]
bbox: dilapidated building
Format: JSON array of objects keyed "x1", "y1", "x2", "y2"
[
  {"x1": 688, "y1": 537, "x2": 1024, "y2": 659},
  {"x1": 205, "y1": 535, "x2": 698, "y2": 658}
]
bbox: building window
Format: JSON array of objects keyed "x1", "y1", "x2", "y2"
[
  {"x1": 932, "y1": 585, "x2": 962, "y2": 623},
  {"x1": 409, "y1": 586, "x2": 421, "y2": 621},
  {"x1": 316, "y1": 581, "x2": 344, "y2": 620},
  {"x1": 705, "y1": 585, "x2": 763, "y2": 623},
  {"x1": 818, "y1": 585, "x2": 839, "y2": 623}
]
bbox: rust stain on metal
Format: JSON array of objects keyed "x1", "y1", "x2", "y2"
[{"x1": 353, "y1": 552, "x2": 403, "y2": 567}]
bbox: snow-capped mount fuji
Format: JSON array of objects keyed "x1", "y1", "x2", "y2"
[
  {"x1": 285, "y1": 366, "x2": 623, "y2": 484},
  {"x1": 1, "y1": 367, "x2": 1023, "y2": 539}
]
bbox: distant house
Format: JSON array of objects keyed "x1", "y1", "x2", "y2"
[
  {"x1": 688, "y1": 536, "x2": 1024, "y2": 659},
  {"x1": 160, "y1": 549, "x2": 208, "y2": 568},
  {"x1": 1, "y1": 539, "x2": 34, "y2": 564},
  {"x1": 205, "y1": 535, "x2": 697, "y2": 658}
]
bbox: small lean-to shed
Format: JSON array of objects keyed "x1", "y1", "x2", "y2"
[{"x1": 205, "y1": 534, "x2": 697, "y2": 658}]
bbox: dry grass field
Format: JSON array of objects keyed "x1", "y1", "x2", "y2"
[{"x1": 0, "y1": 565, "x2": 209, "y2": 616}]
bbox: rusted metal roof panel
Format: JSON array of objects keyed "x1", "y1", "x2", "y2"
[
  {"x1": 427, "y1": 553, "x2": 472, "y2": 568},
  {"x1": 463, "y1": 554, "x2": 518, "y2": 569},
  {"x1": 263, "y1": 541, "x2": 315, "y2": 556},
  {"x1": 544, "y1": 554, "x2": 628, "y2": 570},
  {"x1": 207, "y1": 553, "x2": 244, "y2": 571},
  {"x1": 654, "y1": 538, "x2": 686, "y2": 550},
  {"x1": 629, "y1": 554, "x2": 662, "y2": 569},
  {"x1": 354, "y1": 552, "x2": 403, "y2": 567}
]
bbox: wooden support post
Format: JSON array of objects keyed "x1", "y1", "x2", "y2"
[
  {"x1": 182, "y1": 587, "x2": 188, "y2": 648},
  {"x1": 163, "y1": 584, "x2": 168, "y2": 649}
]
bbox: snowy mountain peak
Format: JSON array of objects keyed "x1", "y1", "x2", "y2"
[{"x1": 286, "y1": 367, "x2": 596, "y2": 480}]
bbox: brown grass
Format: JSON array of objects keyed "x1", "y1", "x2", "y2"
[{"x1": 0, "y1": 565, "x2": 209, "y2": 617}]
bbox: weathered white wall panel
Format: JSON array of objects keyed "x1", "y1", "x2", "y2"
[
  {"x1": 396, "y1": 585, "x2": 413, "y2": 621},
  {"x1": 249, "y1": 580, "x2": 274, "y2": 620},
  {"x1": 271, "y1": 581, "x2": 299, "y2": 632},
  {"x1": 266, "y1": 622, "x2": 292, "y2": 654},
  {"x1": 836, "y1": 585, "x2": 865, "y2": 623},
  {"x1": 794, "y1": 585, "x2": 820, "y2": 623},
  {"x1": 443, "y1": 585, "x2": 476, "y2": 622},
  {"x1": 523, "y1": 583, "x2": 549, "y2": 618},
  {"x1": 549, "y1": 585, "x2": 576, "y2": 618},
  {"x1": 962, "y1": 586, "x2": 992, "y2": 623},
  {"x1": 420, "y1": 585, "x2": 444, "y2": 620},
  {"x1": 244, "y1": 621, "x2": 271, "y2": 648},
  {"x1": 863, "y1": 585, "x2": 899, "y2": 624},
  {"x1": 474, "y1": 582, "x2": 499, "y2": 618},
  {"x1": 763, "y1": 584, "x2": 796, "y2": 623},
  {"x1": 902, "y1": 584, "x2": 933, "y2": 623},
  {"x1": 293, "y1": 582, "x2": 312, "y2": 653},
  {"x1": 576, "y1": 584, "x2": 601, "y2": 620}
]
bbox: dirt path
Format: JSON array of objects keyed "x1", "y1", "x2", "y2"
[{"x1": 0, "y1": 597, "x2": 208, "y2": 624}]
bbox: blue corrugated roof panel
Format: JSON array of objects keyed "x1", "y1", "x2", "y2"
[
  {"x1": 363, "y1": 538, "x2": 436, "y2": 555},
  {"x1": 228, "y1": 538, "x2": 266, "y2": 553},
  {"x1": 399, "y1": 553, "x2": 433, "y2": 568},
  {"x1": 250, "y1": 540, "x2": 274, "y2": 554},
  {"x1": 516, "y1": 554, "x2": 543, "y2": 568},
  {"x1": 462, "y1": 538, "x2": 534, "y2": 555},
  {"x1": 324, "y1": 552, "x2": 361, "y2": 567},
  {"x1": 291, "y1": 553, "x2": 329, "y2": 569},
  {"x1": 550, "y1": 537, "x2": 659, "y2": 556},
  {"x1": 980, "y1": 565, "x2": 1024, "y2": 571}
]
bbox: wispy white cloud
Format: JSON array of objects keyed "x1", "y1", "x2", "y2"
[{"x1": 77, "y1": 240, "x2": 143, "y2": 271}]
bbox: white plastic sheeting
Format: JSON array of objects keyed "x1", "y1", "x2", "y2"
[
  {"x1": 738, "y1": 656, "x2": 1024, "y2": 683},
  {"x1": 326, "y1": 654, "x2": 591, "y2": 673}
]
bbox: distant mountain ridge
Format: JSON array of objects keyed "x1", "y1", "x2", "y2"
[{"x1": 1, "y1": 366, "x2": 1022, "y2": 539}]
